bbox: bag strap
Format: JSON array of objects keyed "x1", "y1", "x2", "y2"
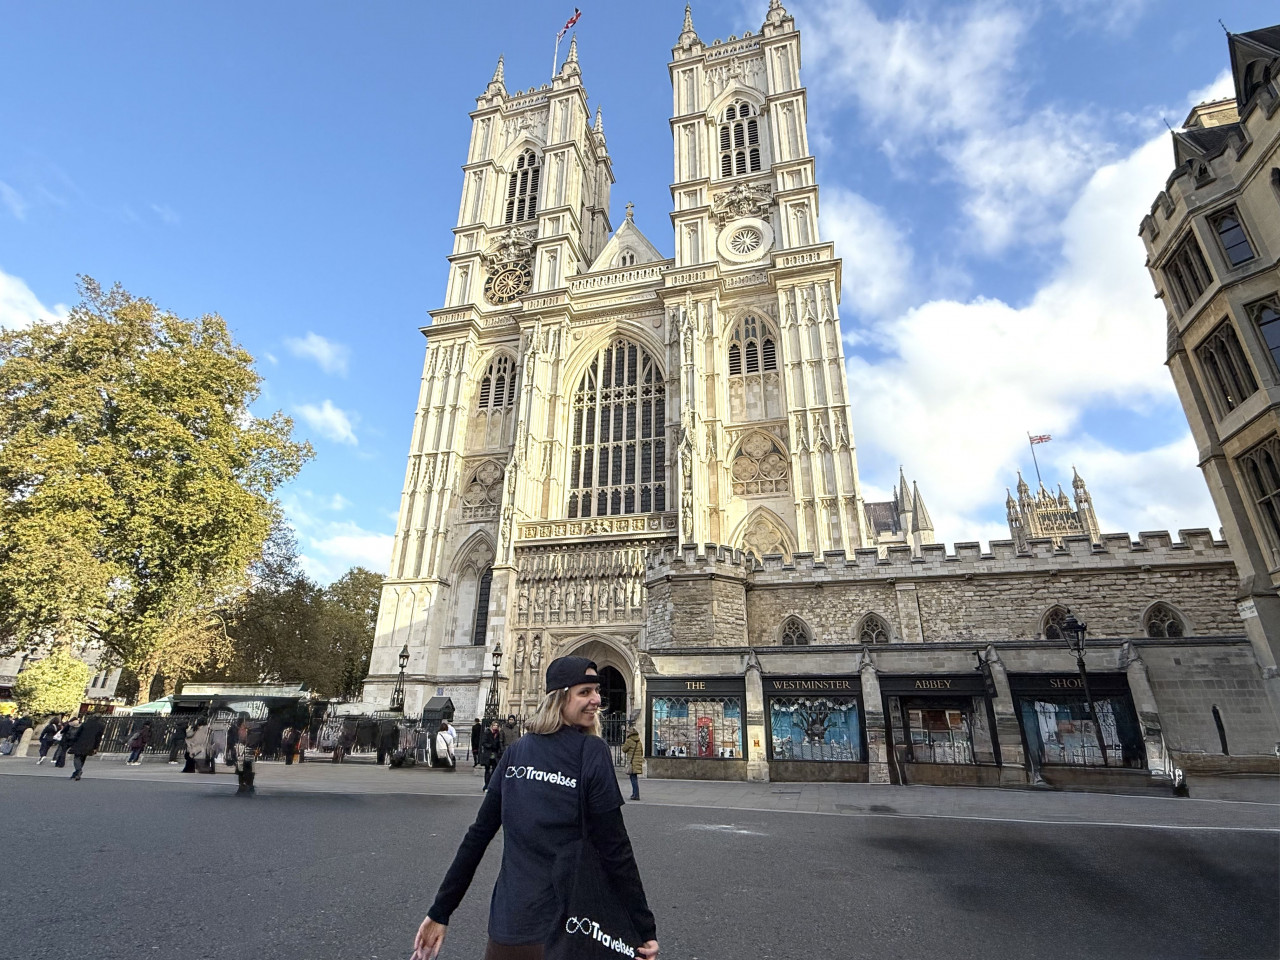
[{"x1": 576, "y1": 733, "x2": 591, "y2": 841}]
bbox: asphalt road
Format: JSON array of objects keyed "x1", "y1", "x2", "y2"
[{"x1": 2, "y1": 770, "x2": 1276, "y2": 960}]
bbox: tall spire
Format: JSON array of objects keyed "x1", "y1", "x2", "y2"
[
  {"x1": 485, "y1": 54, "x2": 507, "y2": 97},
  {"x1": 912, "y1": 481, "x2": 934, "y2": 532},
  {"x1": 594, "y1": 105, "x2": 604, "y2": 135},
  {"x1": 1016, "y1": 470, "x2": 1031, "y2": 498},
  {"x1": 898, "y1": 466, "x2": 913, "y2": 513},
  {"x1": 677, "y1": 4, "x2": 700, "y2": 49},
  {"x1": 560, "y1": 34, "x2": 581, "y2": 79}
]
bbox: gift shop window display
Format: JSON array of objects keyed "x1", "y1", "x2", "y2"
[
  {"x1": 763, "y1": 678, "x2": 864, "y2": 762},
  {"x1": 645, "y1": 679, "x2": 747, "y2": 759},
  {"x1": 1009, "y1": 673, "x2": 1146, "y2": 769},
  {"x1": 881, "y1": 676, "x2": 999, "y2": 766}
]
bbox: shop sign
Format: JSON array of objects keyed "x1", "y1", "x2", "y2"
[
  {"x1": 645, "y1": 677, "x2": 745, "y2": 696},
  {"x1": 1006, "y1": 673, "x2": 1131, "y2": 697},
  {"x1": 763, "y1": 677, "x2": 859, "y2": 694},
  {"x1": 877, "y1": 674, "x2": 987, "y2": 696}
]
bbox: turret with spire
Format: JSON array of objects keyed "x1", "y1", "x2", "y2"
[
  {"x1": 676, "y1": 4, "x2": 701, "y2": 52},
  {"x1": 560, "y1": 34, "x2": 581, "y2": 79},
  {"x1": 1007, "y1": 466, "x2": 1102, "y2": 551}
]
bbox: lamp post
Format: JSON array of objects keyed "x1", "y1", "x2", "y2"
[
  {"x1": 1060, "y1": 611, "x2": 1108, "y2": 767},
  {"x1": 390, "y1": 644, "x2": 409, "y2": 713},
  {"x1": 483, "y1": 640, "x2": 504, "y2": 725}
]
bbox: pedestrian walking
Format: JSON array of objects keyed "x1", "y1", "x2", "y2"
[
  {"x1": 621, "y1": 726, "x2": 644, "y2": 801},
  {"x1": 282, "y1": 726, "x2": 298, "y2": 765},
  {"x1": 53, "y1": 716, "x2": 79, "y2": 768},
  {"x1": 499, "y1": 714, "x2": 521, "y2": 756},
  {"x1": 411, "y1": 656, "x2": 659, "y2": 960},
  {"x1": 0, "y1": 714, "x2": 13, "y2": 743},
  {"x1": 378, "y1": 723, "x2": 398, "y2": 766},
  {"x1": 435, "y1": 721, "x2": 457, "y2": 769},
  {"x1": 67, "y1": 714, "x2": 105, "y2": 781},
  {"x1": 36, "y1": 715, "x2": 64, "y2": 764},
  {"x1": 480, "y1": 720, "x2": 502, "y2": 790},
  {"x1": 127, "y1": 721, "x2": 152, "y2": 764},
  {"x1": 470, "y1": 718, "x2": 483, "y2": 767},
  {"x1": 297, "y1": 728, "x2": 310, "y2": 763},
  {"x1": 229, "y1": 721, "x2": 258, "y2": 796}
]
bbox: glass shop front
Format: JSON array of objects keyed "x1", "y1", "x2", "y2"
[
  {"x1": 764, "y1": 676, "x2": 867, "y2": 781},
  {"x1": 1009, "y1": 673, "x2": 1146, "y2": 771},
  {"x1": 645, "y1": 678, "x2": 747, "y2": 778},
  {"x1": 880, "y1": 675, "x2": 1001, "y2": 785}
]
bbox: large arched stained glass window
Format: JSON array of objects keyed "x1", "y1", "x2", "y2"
[{"x1": 568, "y1": 338, "x2": 667, "y2": 518}]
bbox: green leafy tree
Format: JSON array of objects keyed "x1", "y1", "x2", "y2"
[
  {"x1": 12, "y1": 647, "x2": 92, "y2": 716},
  {"x1": 319, "y1": 566, "x2": 383, "y2": 699},
  {"x1": 0, "y1": 278, "x2": 312, "y2": 700}
]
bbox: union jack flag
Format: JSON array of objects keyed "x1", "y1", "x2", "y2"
[
  {"x1": 1029, "y1": 434, "x2": 1052, "y2": 444},
  {"x1": 557, "y1": 8, "x2": 582, "y2": 40}
]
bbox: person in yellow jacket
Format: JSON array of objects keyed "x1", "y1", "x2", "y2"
[{"x1": 621, "y1": 726, "x2": 644, "y2": 801}]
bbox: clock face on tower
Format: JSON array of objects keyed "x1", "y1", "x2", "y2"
[{"x1": 484, "y1": 262, "x2": 533, "y2": 305}]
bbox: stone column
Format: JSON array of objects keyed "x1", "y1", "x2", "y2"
[
  {"x1": 1120, "y1": 641, "x2": 1172, "y2": 781},
  {"x1": 858, "y1": 649, "x2": 890, "y2": 784},
  {"x1": 744, "y1": 655, "x2": 770, "y2": 782},
  {"x1": 982, "y1": 645, "x2": 1029, "y2": 786}
]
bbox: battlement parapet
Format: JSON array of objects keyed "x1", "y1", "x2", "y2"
[
  {"x1": 645, "y1": 542, "x2": 754, "y2": 583},
  {"x1": 747, "y1": 529, "x2": 1232, "y2": 585}
]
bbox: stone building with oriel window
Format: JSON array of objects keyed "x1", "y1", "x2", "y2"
[{"x1": 365, "y1": 4, "x2": 1279, "y2": 790}]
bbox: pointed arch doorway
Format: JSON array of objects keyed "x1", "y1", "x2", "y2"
[{"x1": 597, "y1": 665, "x2": 627, "y2": 717}]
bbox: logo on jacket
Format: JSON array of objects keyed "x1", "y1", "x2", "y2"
[
  {"x1": 564, "y1": 916, "x2": 636, "y2": 957},
  {"x1": 504, "y1": 765, "x2": 577, "y2": 788}
]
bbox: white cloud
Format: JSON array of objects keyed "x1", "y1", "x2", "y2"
[
  {"x1": 329, "y1": 493, "x2": 352, "y2": 511},
  {"x1": 285, "y1": 331, "x2": 350, "y2": 376},
  {"x1": 801, "y1": 0, "x2": 1107, "y2": 252},
  {"x1": 150, "y1": 202, "x2": 180, "y2": 225},
  {"x1": 847, "y1": 128, "x2": 1217, "y2": 543},
  {"x1": 295, "y1": 399, "x2": 358, "y2": 445},
  {"x1": 282, "y1": 495, "x2": 392, "y2": 584},
  {"x1": 0, "y1": 267, "x2": 69, "y2": 330},
  {"x1": 820, "y1": 187, "x2": 911, "y2": 319},
  {"x1": 0, "y1": 182, "x2": 27, "y2": 221}
]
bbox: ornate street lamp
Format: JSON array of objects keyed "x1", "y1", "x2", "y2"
[
  {"x1": 390, "y1": 644, "x2": 409, "y2": 713},
  {"x1": 483, "y1": 639, "x2": 504, "y2": 725},
  {"x1": 1060, "y1": 611, "x2": 1108, "y2": 767}
]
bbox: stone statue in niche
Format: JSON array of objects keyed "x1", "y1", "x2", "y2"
[
  {"x1": 530, "y1": 635, "x2": 544, "y2": 685},
  {"x1": 549, "y1": 581, "x2": 561, "y2": 621},
  {"x1": 517, "y1": 587, "x2": 530, "y2": 623},
  {"x1": 513, "y1": 635, "x2": 527, "y2": 692}
]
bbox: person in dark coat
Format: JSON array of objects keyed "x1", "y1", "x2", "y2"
[
  {"x1": 0, "y1": 715, "x2": 14, "y2": 742},
  {"x1": 11, "y1": 714, "x2": 33, "y2": 745},
  {"x1": 377, "y1": 723, "x2": 398, "y2": 766},
  {"x1": 53, "y1": 717, "x2": 79, "y2": 767},
  {"x1": 37, "y1": 715, "x2": 64, "y2": 764},
  {"x1": 67, "y1": 714, "x2": 105, "y2": 780},
  {"x1": 479, "y1": 720, "x2": 503, "y2": 790},
  {"x1": 469, "y1": 718, "x2": 483, "y2": 767},
  {"x1": 281, "y1": 726, "x2": 298, "y2": 765},
  {"x1": 127, "y1": 721, "x2": 152, "y2": 764}
]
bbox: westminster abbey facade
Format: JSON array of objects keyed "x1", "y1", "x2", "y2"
[{"x1": 364, "y1": 4, "x2": 1279, "y2": 789}]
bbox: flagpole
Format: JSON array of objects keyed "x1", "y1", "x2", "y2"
[
  {"x1": 552, "y1": 33, "x2": 560, "y2": 81},
  {"x1": 1028, "y1": 433, "x2": 1043, "y2": 487}
]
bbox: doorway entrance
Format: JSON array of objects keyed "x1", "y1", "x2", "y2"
[{"x1": 597, "y1": 665, "x2": 628, "y2": 747}]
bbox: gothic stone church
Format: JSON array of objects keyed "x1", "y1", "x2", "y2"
[{"x1": 363, "y1": 3, "x2": 1279, "y2": 789}]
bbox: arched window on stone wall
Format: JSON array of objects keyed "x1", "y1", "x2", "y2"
[
  {"x1": 471, "y1": 354, "x2": 519, "y2": 451},
  {"x1": 859, "y1": 614, "x2": 891, "y2": 644},
  {"x1": 567, "y1": 337, "x2": 667, "y2": 518},
  {"x1": 1042, "y1": 605, "x2": 1070, "y2": 640},
  {"x1": 781, "y1": 617, "x2": 811, "y2": 646},
  {"x1": 727, "y1": 314, "x2": 783, "y2": 422},
  {"x1": 460, "y1": 460, "x2": 504, "y2": 521},
  {"x1": 718, "y1": 101, "x2": 763, "y2": 178},
  {"x1": 731, "y1": 432, "x2": 790, "y2": 497},
  {"x1": 471, "y1": 568, "x2": 493, "y2": 646},
  {"x1": 504, "y1": 149, "x2": 541, "y2": 224},
  {"x1": 1144, "y1": 603, "x2": 1185, "y2": 638}
]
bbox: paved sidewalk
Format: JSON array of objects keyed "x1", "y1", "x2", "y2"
[{"x1": 2, "y1": 754, "x2": 1276, "y2": 832}]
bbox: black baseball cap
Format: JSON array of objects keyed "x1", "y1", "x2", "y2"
[{"x1": 545, "y1": 656, "x2": 599, "y2": 693}]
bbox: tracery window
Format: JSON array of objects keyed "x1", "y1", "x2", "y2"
[
  {"x1": 1143, "y1": 603, "x2": 1185, "y2": 638},
  {"x1": 504, "y1": 150, "x2": 541, "y2": 225},
  {"x1": 859, "y1": 615, "x2": 891, "y2": 644},
  {"x1": 1165, "y1": 234, "x2": 1213, "y2": 315},
  {"x1": 1210, "y1": 208, "x2": 1255, "y2": 267},
  {"x1": 618, "y1": 251, "x2": 636, "y2": 267},
  {"x1": 567, "y1": 338, "x2": 667, "y2": 518},
  {"x1": 1237, "y1": 436, "x2": 1280, "y2": 566},
  {"x1": 1042, "y1": 606, "x2": 1070, "y2": 640},
  {"x1": 727, "y1": 314, "x2": 782, "y2": 421},
  {"x1": 781, "y1": 617, "x2": 811, "y2": 646},
  {"x1": 1196, "y1": 320, "x2": 1258, "y2": 417},
  {"x1": 1252, "y1": 300, "x2": 1280, "y2": 374},
  {"x1": 731, "y1": 432, "x2": 789, "y2": 496},
  {"x1": 471, "y1": 354, "x2": 519, "y2": 450},
  {"x1": 719, "y1": 101, "x2": 762, "y2": 178}
]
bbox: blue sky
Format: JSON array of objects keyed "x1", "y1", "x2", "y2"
[{"x1": 1, "y1": 0, "x2": 1274, "y2": 581}]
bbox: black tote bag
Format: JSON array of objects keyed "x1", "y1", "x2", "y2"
[{"x1": 544, "y1": 738, "x2": 644, "y2": 959}]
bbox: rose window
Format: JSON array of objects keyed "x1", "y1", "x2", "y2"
[
  {"x1": 731, "y1": 432, "x2": 790, "y2": 496},
  {"x1": 728, "y1": 226, "x2": 763, "y2": 256}
]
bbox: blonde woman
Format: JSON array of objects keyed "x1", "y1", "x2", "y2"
[{"x1": 412, "y1": 656, "x2": 658, "y2": 960}]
